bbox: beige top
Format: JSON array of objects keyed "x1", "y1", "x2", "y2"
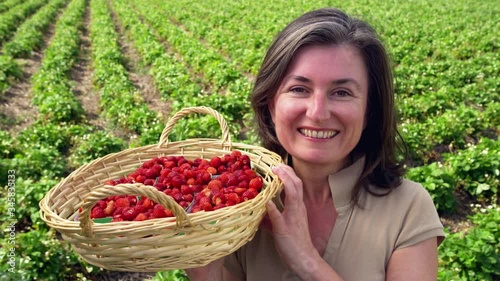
[{"x1": 224, "y1": 158, "x2": 445, "y2": 280}]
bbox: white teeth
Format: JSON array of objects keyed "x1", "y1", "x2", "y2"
[{"x1": 299, "y1": 129, "x2": 337, "y2": 139}]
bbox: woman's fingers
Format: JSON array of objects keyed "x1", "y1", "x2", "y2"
[
  {"x1": 266, "y1": 200, "x2": 287, "y2": 235},
  {"x1": 272, "y1": 165, "x2": 303, "y2": 206}
]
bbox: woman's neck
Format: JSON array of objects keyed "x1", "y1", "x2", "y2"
[{"x1": 290, "y1": 157, "x2": 351, "y2": 203}]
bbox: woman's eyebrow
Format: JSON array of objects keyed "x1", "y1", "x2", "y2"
[
  {"x1": 285, "y1": 75, "x2": 363, "y2": 91},
  {"x1": 331, "y1": 78, "x2": 363, "y2": 91}
]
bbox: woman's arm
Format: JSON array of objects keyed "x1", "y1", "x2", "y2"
[{"x1": 386, "y1": 237, "x2": 439, "y2": 281}]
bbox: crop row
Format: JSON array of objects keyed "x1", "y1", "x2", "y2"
[
  {"x1": 90, "y1": 0, "x2": 164, "y2": 145},
  {"x1": 2, "y1": 0, "x2": 69, "y2": 59},
  {"x1": 0, "y1": 0, "x2": 48, "y2": 45},
  {"x1": 0, "y1": 0, "x2": 25, "y2": 14},
  {"x1": 30, "y1": 0, "x2": 85, "y2": 123},
  {"x1": 111, "y1": 0, "x2": 253, "y2": 142}
]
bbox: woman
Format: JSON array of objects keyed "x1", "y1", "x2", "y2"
[{"x1": 187, "y1": 7, "x2": 445, "y2": 281}]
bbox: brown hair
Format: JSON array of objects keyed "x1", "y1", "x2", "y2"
[{"x1": 251, "y1": 8, "x2": 407, "y2": 203}]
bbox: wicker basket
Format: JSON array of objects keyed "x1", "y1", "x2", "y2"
[{"x1": 39, "y1": 106, "x2": 283, "y2": 272}]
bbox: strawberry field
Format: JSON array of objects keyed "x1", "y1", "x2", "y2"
[{"x1": 0, "y1": 0, "x2": 498, "y2": 280}]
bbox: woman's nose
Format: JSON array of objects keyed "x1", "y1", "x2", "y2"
[{"x1": 306, "y1": 92, "x2": 330, "y2": 121}]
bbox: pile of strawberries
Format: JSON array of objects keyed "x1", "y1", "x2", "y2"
[{"x1": 86, "y1": 150, "x2": 264, "y2": 222}]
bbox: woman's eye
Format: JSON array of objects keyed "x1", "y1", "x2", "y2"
[
  {"x1": 290, "y1": 87, "x2": 307, "y2": 93},
  {"x1": 334, "y1": 90, "x2": 351, "y2": 97}
]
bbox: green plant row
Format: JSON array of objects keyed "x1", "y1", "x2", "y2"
[
  {"x1": 438, "y1": 204, "x2": 499, "y2": 281},
  {"x1": 0, "y1": 0, "x2": 48, "y2": 45},
  {"x1": 396, "y1": 56, "x2": 499, "y2": 122},
  {"x1": 29, "y1": 0, "x2": 86, "y2": 123},
  {"x1": 131, "y1": 0, "x2": 245, "y2": 93},
  {"x1": 0, "y1": 0, "x2": 24, "y2": 14},
  {"x1": 2, "y1": 0, "x2": 69, "y2": 58},
  {"x1": 0, "y1": 0, "x2": 127, "y2": 279},
  {"x1": 105, "y1": 0, "x2": 202, "y2": 101},
  {"x1": 89, "y1": 0, "x2": 164, "y2": 145},
  {"x1": 144, "y1": 0, "x2": 307, "y2": 76},
  {"x1": 400, "y1": 103, "x2": 497, "y2": 164},
  {"x1": 0, "y1": 0, "x2": 68, "y2": 95},
  {"x1": 119, "y1": 0, "x2": 255, "y2": 143},
  {"x1": 0, "y1": 54, "x2": 22, "y2": 94},
  {"x1": 109, "y1": 0, "x2": 247, "y2": 143},
  {"x1": 407, "y1": 137, "x2": 499, "y2": 214}
]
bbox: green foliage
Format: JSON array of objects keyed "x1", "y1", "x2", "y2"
[
  {"x1": 406, "y1": 162, "x2": 457, "y2": 214},
  {"x1": 3, "y1": 0, "x2": 68, "y2": 58},
  {"x1": 0, "y1": 0, "x2": 48, "y2": 43},
  {"x1": 0, "y1": 176, "x2": 60, "y2": 231},
  {"x1": 68, "y1": 131, "x2": 126, "y2": 169},
  {"x1": 0, "y1": 229, "x2": 86, "y2": 281},
  {"x1": 438, "y1": 205, "x2": 500, "y2": 280},
  {"x1": 0, "y1": 55, "x2": 22, "y2": 94},
  {"x1": 16, "y1": 122, "x2": 76, "y2": 153},
  {"x1": 152, "y1": 270, "x2": 189, "y2": 281},
  {"x1": 445, "y1": 138, "x2": 499, "y2": 201}
]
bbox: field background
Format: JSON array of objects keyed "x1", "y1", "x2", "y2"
[{"x1": 0, "y1": 0, "x2": 498, "y2": 280}]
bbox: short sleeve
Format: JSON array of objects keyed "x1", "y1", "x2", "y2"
[{"x1": 395, "y1": 182, "x2": 446, "y2": 249}]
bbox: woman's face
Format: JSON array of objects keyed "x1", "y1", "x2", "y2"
[{"x1": 270, "y1": 44, "x2": 369, "y2": 170}]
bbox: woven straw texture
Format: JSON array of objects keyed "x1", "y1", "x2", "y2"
[{"x1": 39, "y1": 106, "x2": 283, "y2": 272}]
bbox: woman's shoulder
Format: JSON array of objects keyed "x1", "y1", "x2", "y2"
[{"x1": 364, "y1": 177, "x2": 436, "y2": 211}]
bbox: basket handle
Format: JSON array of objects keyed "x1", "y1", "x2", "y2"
[
  {"x1": 79, "y1": 183, "x2": 192, "y2": 237},
  {"x1": 158, "y1": 106, "x2": 232, "y2": 148}
]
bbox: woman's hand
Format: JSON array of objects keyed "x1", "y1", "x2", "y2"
[
  {"x1": 265, "y1": 164, "x2": 319, "y2": 274},
  {"x1": 265, "y1": 164, "x2": 345, "y2": 281}
]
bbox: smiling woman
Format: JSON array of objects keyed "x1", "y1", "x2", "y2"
[
  {"x1": 270, "y1": 44, "x2": 369, "y2": 171},
  {"x1": 185, "y1": 7, "x2": 445, "y2": 281}
]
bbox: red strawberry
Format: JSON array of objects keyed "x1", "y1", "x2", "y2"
[
  {"x1": 249, "y1": 177, "x2": 263, "y2": 190},
  {"x1": 225, "y1": 193, "x2": 241, "y2": 204},
  {"x1": 97, "y1": 200, "x2": 107, "y2": 209},
  {"x1": 121, "y1": 207, "x2": 139, "y2": 221},
  {"x1": 180, "y1": 184, "x2": 193, "y2": 195},
  {"x1": 151, "y1": 205, "x2": 167, "y2": 218},
  {"x1": 183, "y1": 193, "x2": 194, "y2": 203},
  {"x1": 234, "y1": 187, "x2": 248, "y2": 196},
  {"x1": 240, "y1": 154, "x2": 250, "y2": 165},
  {"x1": 244, "y1": 169, "x2": 257, "y2": 179},
  {"x1": 200, "y1": 201, "x2": 213, "y2": 212},
  {"x1": 179, "y1": 201, "x2": 189, "y2": 208},
  {"x1": 212, "y1": 193, "x2": 225, "y2": 205},
  {"x1": 115, "y1": 197, "x2": 130, "y2": 208},
  {"x1": 134, "y1": 213, "x2": 148, "y2": 221},
  {"x1": 226, "y1": 175, "x2": 239, "y2": 187},
  {"x1": 135, "y1": 175, "x2": 146, "y2": 183},
  {"x1": 242, "y1": 188, "x2": 258, "y2": 201},
  {"x1": 213, "y1": 203, "x2": 226, "y2": 210},
  {"x1": 206, "y1": 166, "x2": 217, "y2": 175},
  {"x1": 91, "y1": 206, "x2": 106, "y2": 219},
  {"x1": 209, "y1": 156, "x2": 222, "y2": 168},
  {"x1": 144, "y1": 179, "x2": 155, "y2": 186},
  {"x1": 207, "y1": 179, "x2": 223, "y2": 190},
  {"x1": 142, "y1": 198, "x2": 154, "y2": 209},
  {"x1": 231, "y1": 150, "x2": 242, "y2": 158}
]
